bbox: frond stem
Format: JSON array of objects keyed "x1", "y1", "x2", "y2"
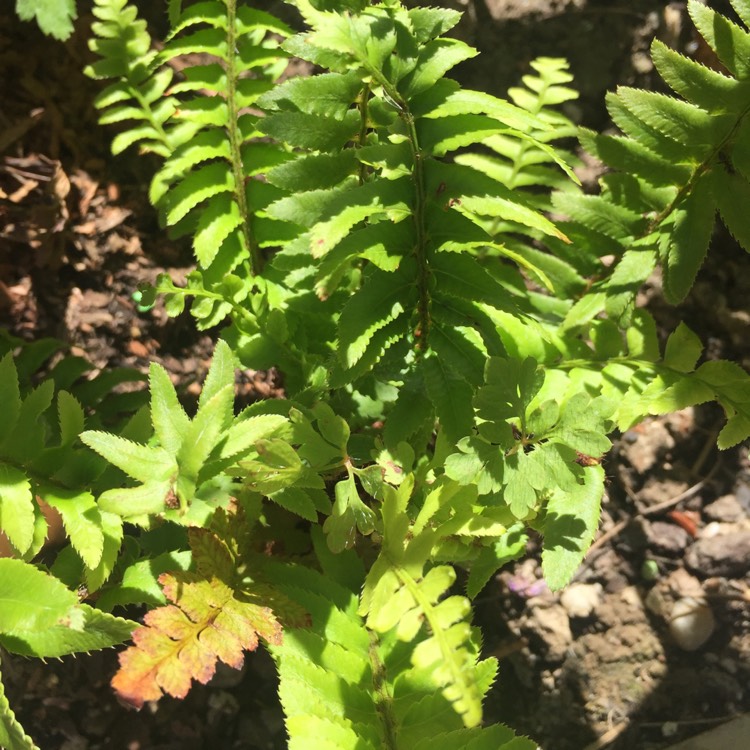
[
  {"x1": 367, "y1": 630, "x2": 399, "y2": 750},
  {"x1": 225, "y1": 0, "x2": 263, "y2": 275},
  {"x1": 647, "y1": 104, "x2": 750, "y2": 232},
  {"x1": 401, "y1": 109, "x2": 431, "y2": 352},
  {"x1": 357, "y1": 84, "x2": 371, "y2": 185},
  {"x1": 376, "y1": 79, "x2": 430, "y2": 352}
]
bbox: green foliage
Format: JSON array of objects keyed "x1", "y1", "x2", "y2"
[
  {"x1": 0, "y1": 653, "x2": 38, "y2": 750},
  {"x1": 0, "y1": 350, "x2": 130, "y2": 579},
  {"x1": 81, "y1": 340, "x2": 288, "y2": 525},
  {"x1": 15, "y1": 0, "x2": 77, "y2": 40},
  {"x1": 268, "y1": 540, "x2": 535, "y2": 748},
  {"x1": 3, "y1": 0, "x2": 750, "y2": 746},
  {"x1": 564, "y1": 0, "x2": 750, "y2": 310},
  {"x1": 85, "y1": 0, "x2": 293, "y2": 330},
  {"x1": 0, "y1": 559, "x2": 135, "y2": 748}
]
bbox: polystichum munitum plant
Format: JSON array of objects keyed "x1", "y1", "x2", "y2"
[{"x1": 3, "y1": 0, "x2": 750, "y2": 747}]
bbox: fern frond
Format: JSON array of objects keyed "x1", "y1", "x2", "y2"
[
  {"x1": 83, "y1": 340, "x2": 288, "y2": 523},
  {"x1": 0, "y1": 353, "x2": 122, "y2": 574},
  {"x1": 455, "y1": 57, "x2": 580, "y2": 243},
  {"x1": 87, "y1": 0, "x2": 294, "y2": 337},
  {"x1": 356, "y1": 480, "x2": 484, "y2": 727},
  {"x1": 544, "y1": 320, "x2": 750, "y2": 450},
  {"x1": 259, "y1": 2, "x2": 579, "y2": 448},
  {"x1": 84, "y1": 0, "x2": 174, "y2": 156},
  {"x1": 556, "y1": 0, "x2": 750, "y2": 313},
  {"x1": 267, "y1": 550, "x2": 535, "y2": 748}
]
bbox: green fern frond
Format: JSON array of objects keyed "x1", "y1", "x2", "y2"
[
  {"x1": 267, "y1": 548, "x2": 535, "y2": 748},
  {"x1": 558, "y1": 0, "x2": 750, "y2": 312},
  {"x1": 83, "y1": 340, "x2": 289, "y2": 524},
  {"x1": 86, "y1": 0, "x2": 293, "y2": 336},
  {"x1": 84, "y1": 0, "x2": 175, "y2": 156},
  {"x1": 357, "y1": 479, "x2": 486, "y2": 728},
  {"x1": 455, "y1": 56, "x2": 580, "y2": 244},
  {"x1": 258, "y1": 1, "x2": 577, "y2": 448}
]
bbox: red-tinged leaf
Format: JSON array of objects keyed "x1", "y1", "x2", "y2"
[
  {"x1": 112, "y1": 630, "x2": 175, "y2": 708},
  {"x1": 112, "y1": 573, "x2": 285, "y2": 708},
  {"x1": 174, "y1": 636, "x2": 217, "y2": 687},
  {"x1": 111, "y1": 519, "x2": 301, "y2": 708},
  {"x1": 145, "y1": 605, "x2": 195, "y2": 640},
  {"x1": 226, "y1": 599, "x2": 284, "y2": 646}
]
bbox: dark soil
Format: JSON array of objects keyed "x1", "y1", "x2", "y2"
[{"x1": 1, "y1": 2, "x2": 749, "y2": 750}]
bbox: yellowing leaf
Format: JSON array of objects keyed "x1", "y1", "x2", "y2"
[{"x1": 112, "y1": 573, "x2": 283, "y2": 708}]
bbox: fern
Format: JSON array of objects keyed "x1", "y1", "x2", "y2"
[
  {"x1": 560, "y1": 0, "x2": 750, "y2": 312},
  {"x1": 259, "y1": 0, "x2": 571, "y2": 439},
  {"x1": 8, "y1": 0, "x2": 745, "y2": 746},
  {"x1": 0, "y1": 652, "x2": 39, "y2": 750},
  {"x1": 0, "y1": 351, "x2": 130, "y2": 587},
  {"x1": 86, "y1": 0, "x2": 293, "y2": 330},
  {"x1": 267, "y1": 537, "x2": 535, "y2": 748},
  {"x1": 0, "y1": 559, "x2": 135, "y2": 748},
  {"x1": 81, "y1": 340, "x2": 288, "y2": 525},
  {"x1": 359, "y1": 478, "x2": 488, "y2": 727}
]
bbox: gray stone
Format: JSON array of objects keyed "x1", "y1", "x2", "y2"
[
  {"x1": 644, "y1": 520, "x2": 691, "y2": 554},
  {"x1": 685, "y1": 531, "x2": 750, "y2": 577},
  {"x1": 704, "y1": 495, "x2": 746, "y2": 523}
]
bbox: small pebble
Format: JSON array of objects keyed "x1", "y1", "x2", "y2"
[
  {"x1": 528, "y1": 604, "x2": 573, "y2": 662},
  {"x1": 669, "y1": 597, "x2": 715, "y2": 651},
  {"x1": 643, "y1": 519, "x2": 690, "y2": 554},
  {"x1": 560, "y1": 583, "x2": 602, "y2": 618},
  {"x1": 631, "y1": 51, "x2": 653, "y2": 74}
]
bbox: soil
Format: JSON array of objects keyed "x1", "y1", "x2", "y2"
[{"x1": 1, "y1": 2, "x2": 749, "y2": 750}]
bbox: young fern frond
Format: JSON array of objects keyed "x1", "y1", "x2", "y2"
[
  {"x1": 560, "y1": 0, "x2": 750, "y2": 315},
  {"x1": 86, "y1": 0, "x2": 293, "y2": 329},
  {"x1": 456, "y1": 57, "x2": 579, "y2": 212},
  {"x1": 358, "y1": 478, "x2": 488, "y2": 728},
  {"x1": 84, "y1": 0, "x2": 176, "y2": 157},
  {"x1": 559, "y1": 319, "x2": 750, "y2": 450},
  {"x1": 267, "y1": 541, "x2": 535, "y2": 747},
  {"x1": 454, "y1": 57, "x2": 590, "y2": 308},
  {"x1": 81, "y1": 340, "x2": 288, "y2": 526}
]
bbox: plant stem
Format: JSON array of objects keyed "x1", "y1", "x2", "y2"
[
  {"x1": 367, "y1": 630, "x2": 399, "y2": 750},
  {"x1": 376, "y1": 78, "x2": 431, "y2": 352},
  {"x1": 647, "y1": 106, "x2": 750, "y2": 232},
  {"x1": 402, "y1": 109, "x2": 431, "y2": 352},
  {"x1": 224, "y1": 0, "x2": 262, "y2": 275},
  {"x1": 357, "y1": 85, "x2": 371, "y2": 185}
]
